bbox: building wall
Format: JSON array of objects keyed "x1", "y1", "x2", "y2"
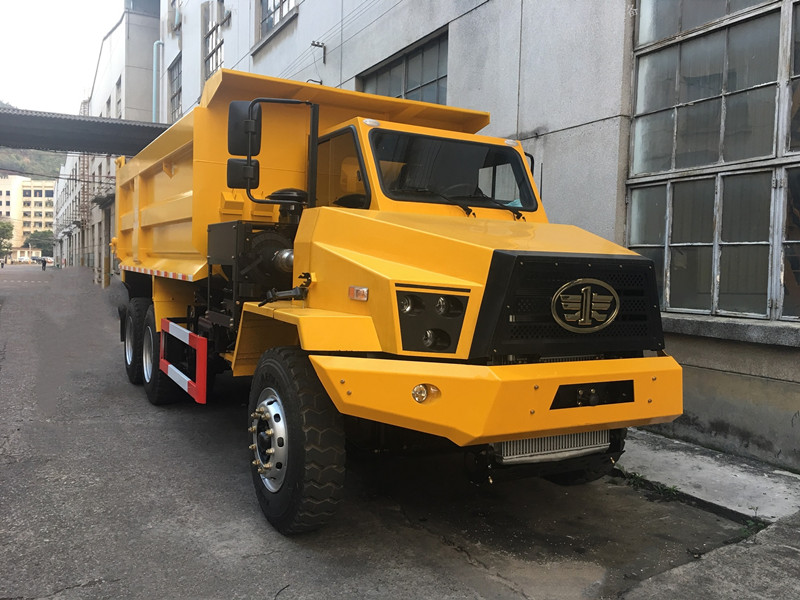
[{"x1": 144, "y1": 0, "x2": 800, "y2": 472}]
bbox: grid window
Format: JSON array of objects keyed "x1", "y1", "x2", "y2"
[
  {"x1": 628, "y1": 1, "x2": 800, "y2": 322},
  {"x1": 203, "y1": 2, "x2": 224, "y2": 80},
  {"x1": 168, "y1": 55, "x2": 182, "y2": 123},
  {"x1": 116, "y1": 78, "x2": 122, "y2": 118},
  {"x1": 361, "y1": 35, "x2": 448, "y2": 105},
  {"x1": 630, "y1": 173, "x2": 775, "y2": 316},
  {"x1": 632, "y1": 10, "x2": 779, "y2": 175},
  {"x1": 260, "y1": 0, "x2": 295, "y2": 39}
]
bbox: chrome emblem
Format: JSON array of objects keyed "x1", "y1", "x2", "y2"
[{"x1": 551, "y1": 278, "x2": 620, "y2": 333}]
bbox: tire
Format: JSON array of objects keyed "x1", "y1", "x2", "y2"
[
  {"x1": 142, "y1": 304, "x2": 182, "y2": 405},
  {"x1": 123, "y1": 298, "x2": 149, "y2": 385},
  {"x1": 248, "y1": 347, "x2": 346, "y2": 535}
]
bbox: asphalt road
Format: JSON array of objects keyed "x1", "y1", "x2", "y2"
[{"x1": 0, "y1": 265, "x2": 745, "y2": 600}]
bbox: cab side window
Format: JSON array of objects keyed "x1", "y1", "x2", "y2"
[{"x1": 316, "y1": 129, "x2": 369, "y2": 208}]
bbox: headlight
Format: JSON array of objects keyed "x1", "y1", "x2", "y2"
[
  {"x1": 434, "y1": 295, "x2": 463, "y2": 317},
  {"x1": 396, "y1": 289, "x2": 469, "y2": 353},
  {"x1": 399, "y1": 294, "x2": 422, "y2": 315}
]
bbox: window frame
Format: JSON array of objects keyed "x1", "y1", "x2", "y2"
[
  {"x1": 203, "y1": 1, "x2": 224, "y2": 80},
  {"x1": 168, "y1": 54, "x2": 183, "y2": 123},
  {"x1": 359, "y1": 33, "x2": 448, "y2": 105},
  {"x1": 628, "y1": 0, "x2": 800, "y2": 324}
]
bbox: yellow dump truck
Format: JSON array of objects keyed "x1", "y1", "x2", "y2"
[{"x1": 115, "y1": 69, "x2": 682, "y2": 534}]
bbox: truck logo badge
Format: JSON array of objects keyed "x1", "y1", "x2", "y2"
[{"x1": 551, "y1": 278, "x2": 619, "y2": 333}]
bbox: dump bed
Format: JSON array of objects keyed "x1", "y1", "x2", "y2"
[{"x1": 114, "y1": 69, "x2": 491, "y2": 281}]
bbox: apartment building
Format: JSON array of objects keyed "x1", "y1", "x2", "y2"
[{"x1": 0, "y1": 175, "x2": 54, "y2": 262}]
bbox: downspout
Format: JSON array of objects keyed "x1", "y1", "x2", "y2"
[{"x1": 152, "y1": 40, "x2": 164, "y2": 122}]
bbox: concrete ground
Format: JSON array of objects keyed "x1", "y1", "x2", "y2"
[
  {"x1": 1, "y1": 264, "x2": 798, "y2": 599},
  {"x1": 618, "y1": 432, "x2": 800, "y2": 599}
]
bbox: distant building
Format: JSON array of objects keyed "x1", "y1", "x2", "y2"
[
  {"x1": 0, "y1": 174, "x2": 54, "y2": 262},
  {"x1": 53, "y1": 0, "x2": 159, "y2": 283}
]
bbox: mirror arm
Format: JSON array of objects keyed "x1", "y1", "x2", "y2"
[{"x1": 242, "y1": 98, "x2": 318, "y2": 207}]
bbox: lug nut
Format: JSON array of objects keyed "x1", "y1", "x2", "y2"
[
  {"x1": 248, "y1": 426, "x2": 257, "y2": 433},
  {"x1": 251, "y1": 460, "x2": 260, "y2": 466},
  {"x1": 256, "y1": 406, "x2": 266, "y2": 414},
  {"x1": 263, "y1": 462, "x2": 273, "y2": 469},
  {"x1": 249, "y1": 444, "x2": 257, "y2": 451},
  {"x1": 265, "y1": 448, "x2": 275, "y2": 454}
]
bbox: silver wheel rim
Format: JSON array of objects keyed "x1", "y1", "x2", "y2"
[
  {"x1": 143, "y1": 326, "x2": 154, "y2": 383},
  {"x1": 250, "y1": 387, "x2": 288, "y2": 493},
  {"x1": 124, "y1": 316, "x2": 134, "y2": 365}
]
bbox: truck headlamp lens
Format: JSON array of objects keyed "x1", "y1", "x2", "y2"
[
  {"x1": 434, "y1": 295, "x2": 463, "y2": 316},
  {"x1": 422, "y1": 328, "x2": 450, "y2": 349},
  {"x1": 399, "y1": 294, "x2": 422, "y2": 315}
]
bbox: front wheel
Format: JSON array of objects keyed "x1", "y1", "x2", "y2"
[{"x1": 248, "y1": 347, "x2": 346, "y2": 535}]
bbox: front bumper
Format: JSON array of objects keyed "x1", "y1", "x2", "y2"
[{"x1": 310, "y1": 354, "x2": 682, "y2": 446}]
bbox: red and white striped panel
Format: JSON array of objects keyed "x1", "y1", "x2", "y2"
[
  {"x1": 159, "y1": 318, "x2": 208, "y2": 405},
  {"x1": 121, "y1": 264, "x2": 194, "y2": 282}
]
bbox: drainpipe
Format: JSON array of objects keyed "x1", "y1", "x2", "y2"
[{"x1": 152, "y1": 40, "x2": 164, "y2": 122}]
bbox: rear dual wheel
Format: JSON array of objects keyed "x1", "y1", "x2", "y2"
[
  {"x1": 248, "y1": 347, "x2": 346, "y2": 535},
  {"x1": 123, "y1": 298, "x2": 149, "y2": 384},
  {"x1": 142, "y1": 305, "x2": 181, "y2": 405}
]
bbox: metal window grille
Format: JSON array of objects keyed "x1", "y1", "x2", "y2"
[
  {"x1": 168, "y1": 55, "x2": 182, "y2": 123},
  {"x1": 360, "y1": 34, "x2": 448, "y2": 105},
  {"x1": 260, "y1": 0, "x2": 295, "y2": 38},
  {"x1": 628, "y1": 1, "x2": 800, "y2": 322}
]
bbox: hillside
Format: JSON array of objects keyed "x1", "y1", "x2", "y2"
[{"x1": 0, "y1": 100, "x2": 65, "y2": 179}]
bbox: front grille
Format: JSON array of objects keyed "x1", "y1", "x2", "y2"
[
  {"x1": 492, "y1": 430, "x2": 611, "y2": 465},
  {"x1": 470, "y1": 251, "x2": 664, "y2": 360}
]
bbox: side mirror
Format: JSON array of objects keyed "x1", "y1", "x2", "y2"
[
  {"x1": 227, "y1": 158, "x2": 260, "y2": 189},
  {"x1": 228, "y1": 101, "x2": 262, "y2": 156}
]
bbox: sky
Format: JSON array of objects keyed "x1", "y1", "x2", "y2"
[{"x1": 0, "y1": 0, "x2": 127, "y2": 115}]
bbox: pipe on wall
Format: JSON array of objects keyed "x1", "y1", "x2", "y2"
[{"x1": 152, "y1": 40, "x2": 164, "y2": 122}]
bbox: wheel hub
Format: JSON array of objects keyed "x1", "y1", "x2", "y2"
[
  {"x1": 125, "y1": 316, "x2": 134, "y2": 365},
  {"x1": 250, "y1": 388, "x2": 288, "y2": 493}
]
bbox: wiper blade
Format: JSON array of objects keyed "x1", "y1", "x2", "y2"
[
  {"x1": 393, "y1": 187, "x2": 474, "y2": 217},
  {"x1": 466, "y1": 193, "x2": 525, "y2": 221}
]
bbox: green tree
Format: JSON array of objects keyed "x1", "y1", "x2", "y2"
[
  {"x1": 0, "y1": 220, "x2": 13, "y2": 259},
  {"x1": 24, "y1": 230, "x2": 55, "y2": 257}
]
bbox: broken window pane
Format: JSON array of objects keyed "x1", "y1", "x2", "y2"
[
  {"x1": 718, "y1": 245, "x2": 769, "y2": 314},
  {"x1": 637, "y1": 0, "x2": 680, "y2": 46},
  {"x1": 724, "y1": 87, "x2": 776, "y2": 161},
  {"x1": 679, "y1": 31, "x2": 724, "y2": 103},
  {"x1": 669, "y1": 246, "x2": 713, "y2": 310},
  {"x1": 676, "y1": 99, "x2": 721, "y2": 168},
  {"x1": 632, "y1": 111, "x2": 674, "y2": 174},
  {"x1": 727, "y1": 12, "x2": 779, "y2": 93},
  {"x1": 672, "y1": 179, "x2": 715, "y2": 243},
  {"x1": 636, "y1": 47, "x2": 678, "y2": 113},
  {"x1": 722, "y1": 172, "x2": 771, "y2": 243},
  {"x1": 682, "y1": 0, "x2": 725, "y2": 33},
  {"x1": 784, "y1": 244, "x2": 800, "y2": 317},
  {"x1": 629, "y1": 186, "x2": 667, "y2": 245}
]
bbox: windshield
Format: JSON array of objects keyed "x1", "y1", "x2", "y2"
[{"x1": 370, "y1": 130, "x2": 537, "y2": 212}]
